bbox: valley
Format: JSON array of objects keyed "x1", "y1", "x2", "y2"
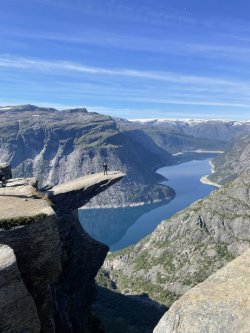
[
  {"x1": 2, "y1": 2, "x2": 250, "y2": 332},
  {"x1": 96, "y1": 169, "x2": 250, "y2": 332},
  {"x1": 80, "y1": 157, "x2": 217, "y2": 251},
  {"x1": 0, "y1": 105, "x2": 250, "y2": 333}
]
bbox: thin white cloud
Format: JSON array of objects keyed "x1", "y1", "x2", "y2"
[
  {"x1": 0, "y1": 55, "x2": 246, "y2": 88},
  {"x1": 1, "y1": 56, "x2": 250, "y2": 115},
  {"x1": 3, "y1": 29, "x2": 250, "y2": 62},
  {"x1": 120, "y1": 97, "x2": 250, "y2": 109}
]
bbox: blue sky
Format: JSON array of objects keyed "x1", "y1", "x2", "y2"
[{"x1": 1, "y1": 0, "x2": 250, "y2": 119}]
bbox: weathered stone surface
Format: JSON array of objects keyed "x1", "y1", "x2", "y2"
[
  {"x1": 49, "y1": 172, "x2": 124, "y2": 332},
  {"x1": 48, "y1": 171, "x2": 125, "y2": 211},
  {"x1": 0, "y1": 170, "x2": 125, "y2": 333},
  {"x1": 0, "y1": 184, "x2": 61, "y2": 333},
  {"x1": 153, "y1": 248, "x2": 250, "y2": 333},
  {"x1": 0, "y1": 244, "x2": 41, "y2": 333},
  {"x1": 52, "y1": 210, "x2": 109, "y2": 333},
  {"x1": 0, "y1": 179, "x2": 53, "y2": 227}
]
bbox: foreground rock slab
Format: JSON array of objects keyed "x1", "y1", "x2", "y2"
[
  {"x1": 154, "y1": 248, "x2": 250, "y2": 333},
  {"x1": 0, "y1": 170, "x2": 125, "y2": 333},
  {"x1": 0, "y1": 244, "x2": 41, "y2": 333},
  {"x1": 0, "y1": 178, "x2": 54, "y2": 228},
  {"x1": 0, "y1": 178, "x2": 61, "y2": 333}
]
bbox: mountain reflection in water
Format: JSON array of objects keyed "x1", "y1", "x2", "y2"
[{"x1": 79, "y1": 200, "x2": 170, "y2": 247}]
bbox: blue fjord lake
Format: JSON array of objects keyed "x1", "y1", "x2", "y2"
[{"x1": 79, "y1": 158, "x2": 217, "y2": 252}]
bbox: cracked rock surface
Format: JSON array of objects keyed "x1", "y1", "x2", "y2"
[{"x1": 153, "y1": 248, "x2": 250, "y2": 333}]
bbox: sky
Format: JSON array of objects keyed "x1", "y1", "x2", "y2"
[{"x1": 1, "y1": 0, "x2": 250, "y2": 120}]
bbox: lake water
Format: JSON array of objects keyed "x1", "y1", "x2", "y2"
[{"x1": 79, "y1": 158, "x2": 216, "y2": 252}]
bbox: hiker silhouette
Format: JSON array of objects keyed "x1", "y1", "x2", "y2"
[{"x1": 103, "y1": 163, "x2": 108, "y2": 175}]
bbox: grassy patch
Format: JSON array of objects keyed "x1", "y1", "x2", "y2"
[{"x1": 216, "y1": 242, "x2": 235, "y2": 261}]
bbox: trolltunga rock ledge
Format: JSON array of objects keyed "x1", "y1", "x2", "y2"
[{"x1": 47, "y1": 171, "x2": 125, "y2": 212}]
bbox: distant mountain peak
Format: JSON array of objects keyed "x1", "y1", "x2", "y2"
[{"x1": 131, "y1": 118, "x2": 250, "y2": 124}]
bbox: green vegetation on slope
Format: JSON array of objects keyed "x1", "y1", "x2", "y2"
[{"x1": 98, "y1": 172, "x2": 250, "y2": 311}]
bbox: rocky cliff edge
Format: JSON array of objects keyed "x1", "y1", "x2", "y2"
[
  {"x1": 154, "y1": 247, "x2": 250, "y2": 333},
  {"x1": 0, "y1": 170, "x2": 125, "y2": 333}
]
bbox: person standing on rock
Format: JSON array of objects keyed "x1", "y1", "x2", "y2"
[{"x1": 103, "y1": 162, "x2": 108, "y2": 175}]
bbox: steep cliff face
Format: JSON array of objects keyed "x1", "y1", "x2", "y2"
[
  {"x1": 153, "y1": 248, "x2": 250, "y2": 333},
  {"x1": 0, "y1": 105, "x2": 173, "y2": 207},
  {"x1": 48, "y1": 172, "x2": 125, "y2": 332},
  {"x1": 0, "y1": 169, "x2": 124, "y2": 333},
  {"x1": 208, "y1": 134, "x2": 250, "y2": 185},
  {"x1": 0, "y1": 105, "x2": 235, "y2": 208},
  {"x1": 99, "y1": 171, "x2": 250, "y2": 308},
  {"x1": 0, "y1": 178, "x2": 61, "y2": 333},
  {"x1": 0, "y1": 244, "x2": 41, "y2": 333}
]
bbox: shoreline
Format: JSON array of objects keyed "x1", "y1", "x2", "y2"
[
  {"x1": 172, "y1": 149, "x2": 224, "y2": 156},
  {"x1": 200, "y1": 159, "x2": 222, "y2": 188},
  {"x1": 200, "y1": 175, "x2": 222, "y2": 188},
  {"x1": 80, "y1": 196, "x2": 174, "y2": 210},
  {"x1": 81, "y1": 160, "x2": 175, "y2": 210},
  {"x1": 81, "y1": 157, "x2": 221, "y2": 210}
]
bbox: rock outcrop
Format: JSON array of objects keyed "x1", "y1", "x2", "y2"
[
  {"x1": 0, "y1": 168, "x2": 125, "y2": 333},
  {"x1": 0, "y1": 178, "x2": 61, "y2": 332},
  {"x1": 153, "y1": 248, "x2": 250, "y2": 333},
  {"x1": 48, "y1": 171, "x2": 125, "y2": 211},
  {"x1": 0, "y1": 244, "x2": 41, "y2": 333},
  {"x1": 48, "y1": 171, "x2": 125, "y2": 332}
]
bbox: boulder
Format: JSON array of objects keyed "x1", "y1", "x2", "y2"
[
  {"x1": 0, "y1": 244, "x2": 41, "y2": 333},
  {"x1": 154, "y1": 248, "x2": 250, "y2": 333}
]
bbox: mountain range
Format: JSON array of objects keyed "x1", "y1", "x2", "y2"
[
  {"x1": 133, "y1": 118, "x2": 250, "y2": 143},
  {"x1": 1, "y1": 104, "x2": 250, "y2": 333},
  {"x1": 1, "y1": 105, "x2": 247, "y2": 208}
]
